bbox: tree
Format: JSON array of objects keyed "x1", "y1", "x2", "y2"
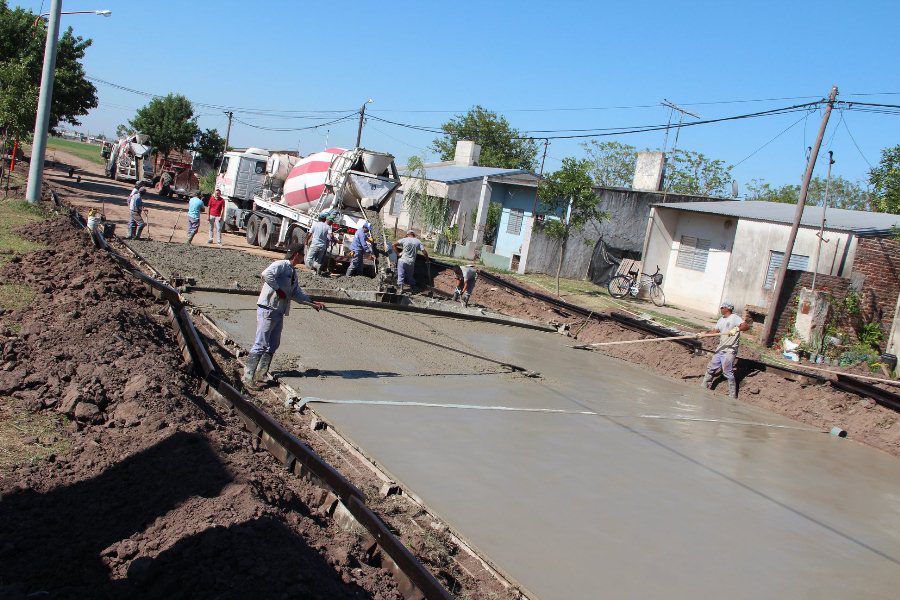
[
  {"x1": 538, "y1": 157, "x2": 607, "y2": 295},
  {"x1": 403, "y1": 155, "x2": 450, "y2": 234},
  {"x1": 115, "y1": 123, "x2": 134, "y2": 139},
  {"x1": 869, "y1": 145, "x2": 900, "y2": 214},
  {"x1": 582, "y1": 140, "x2": 637, "y2": 187},
  {"x1": 432, "y1": 106, "x2": 538, "y2": 170},
  {"x1": 193, "y1": 128, "x2": 225, "y2": 165},
  {"x1": 0, "y1": 1, "x2": 97, "y2": 144},
  {"x1": 746, "y1": 176, "x2": 870, "y2": 210},
  {"x1": 129, "y1": 93, "x2": 198, "y2": 158},
  {"x1": 664, "y1": 149, "x2": 732, "y2": 196}
]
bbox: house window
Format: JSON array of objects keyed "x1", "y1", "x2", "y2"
[
  {"x1": 507, "y1": 208, "x2": 524, "y2": 235},
  {"x1": 764, "y1": 251, "x2": 810, "y2": 289},
  {"x1": 675, "y1": 235, "x2": 711, "y2": 272}
]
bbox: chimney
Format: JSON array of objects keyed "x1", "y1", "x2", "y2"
[
  {"x1": 632, "y1": 151, "x2": 665, "y2": 191},
  {"x1": 454, "y1": 140, "x2": 481, "y2": 166}
]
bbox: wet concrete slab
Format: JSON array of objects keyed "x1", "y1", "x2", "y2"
[{"x1": 190, "y1": 291, "x2": 900, "y2": 599}]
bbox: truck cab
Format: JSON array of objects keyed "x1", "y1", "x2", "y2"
[{"x1": 217, "y1": 148, "x2": 269, "y2": 229}]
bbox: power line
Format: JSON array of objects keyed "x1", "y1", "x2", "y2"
[
  {"x1": 841, "y1": 113, "x2": 874, "y2": 169},
  {"x1": 732, "y1": 111, "x2": 812, "y2": 168},
  {"x1": 232, "y1": 114, "x2": 357, "y2": 132}
]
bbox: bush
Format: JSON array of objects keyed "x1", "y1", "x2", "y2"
[{"x1": 199, "y1": 172, "x2": 217, "y2": 195}]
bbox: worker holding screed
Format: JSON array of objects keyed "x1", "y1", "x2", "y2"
[
  {"x1": 452, "y1": 265, "x2": 477, "y2": 306},
  {"x1": 244, "y1": 244, "x2": 325, "y2": 389},
  {"x1": 701, "y1": 300, "x2": 751, "y2": 398}
]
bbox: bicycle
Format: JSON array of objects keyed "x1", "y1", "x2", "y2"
[{"x1": 607, "y1": 265, "x2": 666, "y2": 307}]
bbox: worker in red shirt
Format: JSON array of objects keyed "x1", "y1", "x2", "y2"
[{"x1": 207, "y1": 188, "x2": 226, "y2": 246}]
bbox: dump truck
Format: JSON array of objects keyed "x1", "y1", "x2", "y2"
[
  {"x1": 104, "y1": 133, "x2": 152, "y2": 182},
  {"x1": 224, "y1": 146, "x2": 401, "y2": 267}
]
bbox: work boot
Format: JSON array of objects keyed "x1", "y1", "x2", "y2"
[
  {"x1": 727, "y1": 379, "x2": 738, "y2": 399},
  {"x1": 242, "y1": 353, "x2": 262, "y2": 390},
  {"x1": 135, "y1": 224, "x2": 145, "y2": 239},
  {"x1": 255, "y1": 353, "x2": 274, "y2": 386},
  {"x1": 701, "y1": 373, "x2": 714, "y2": 389}
]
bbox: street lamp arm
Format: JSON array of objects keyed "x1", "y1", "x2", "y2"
[{"x1": 34, "y1": 10, "x2": 112, "y2": 27}]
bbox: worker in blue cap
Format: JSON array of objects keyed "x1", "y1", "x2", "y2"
[{"x1": 346, "y1": 221, "x2": 374, "y2": 277}]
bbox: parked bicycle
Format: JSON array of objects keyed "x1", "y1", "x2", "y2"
[{"x1": 607, "y1": 265, "x2": 666, "y2": 306}]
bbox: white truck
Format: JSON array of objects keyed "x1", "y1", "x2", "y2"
[
  {"x1": 104, "y1": 133, "x2": 153, "y2": 182},
  {"x1": 215, "y1": 147, "x2": 270, "y2": 219},
  {"x1": 223, "y1": 146, "x2": 401, "y2": 267}
]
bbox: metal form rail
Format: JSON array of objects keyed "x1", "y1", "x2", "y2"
[
  {"x1": 475, "y1": 269, "x2": 900, "y2": 413},
  {"x1": 67, "y1": 204, "x2": 452, "y2": 600}
]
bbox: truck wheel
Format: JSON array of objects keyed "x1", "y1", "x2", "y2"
[
  {"x1": 245, "y1": 215, "x2": 260, "y2": 246},
  {"x1": 257, "y1": 216, "x2": 278, "y2": 250},
  {"x1": 288, "y1": 226, "x2": 305, "y2": 250}
]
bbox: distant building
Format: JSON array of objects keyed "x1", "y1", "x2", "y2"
[{"x1": 642, "y1": 200, "x2": 900, "y2": 315}]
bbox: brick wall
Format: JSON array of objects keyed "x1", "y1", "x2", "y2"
[{"x1": 770, "y1": 235, "x2": 900, "y2": 344}]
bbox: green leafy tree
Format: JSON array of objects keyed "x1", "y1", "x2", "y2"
[
  {"x1": 115, "y1": 123, "x2": 134, "y2": 139},
  {"x1": 403, "y1": 155, "x2": 450, "y2": 234},
  {"x1": 869, "y1": 145, "x2": 900, "y2": 214},
  {"x1": 538, "y1": 157, "x2": 606, "y2": 294},
  {"x1": 0, "y1": 1, "x2": 97, "y2": 144},
  {"x1": 582, "y1": 140, "x2": 637, "y2": 187},
  {"x1": 664, "y1": 149, "x2": 732, "y2": 196},
  {"x1": 129, "y1": 93, "x2": 198, "y2": 158},
  {"x1": 746, "y1": 176, "x2": 870, "y2": 210},
  {"x1": 432, "y1": 106, "x2": 538, "y2": 170},
  {"x1": 193, "y1": 128, "x2": 225, "y2": 165}
]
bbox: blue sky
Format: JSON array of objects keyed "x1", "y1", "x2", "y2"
[{"x1": 16, "y1": 0, "x2": 900, "y2": 192}]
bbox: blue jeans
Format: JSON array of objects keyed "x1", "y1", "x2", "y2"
[
  {"x1": 706, "y1": 351, "x2": 736, "y2": 382},
  {"x1": 251, "y1": 306, "x2": 284, "y2": 355},
  {"x1": 346, "y1": 251, "x2": 364, "y2": 276},
  {"x1": 128, "y1": 210, "x2": 145, "y2": 239},
  {"x1": 305, "y1": 242, "x2": 326, "y2": 271},
  {"x1": 397, "y1": 261, "x2": 415, "y2": 287}
]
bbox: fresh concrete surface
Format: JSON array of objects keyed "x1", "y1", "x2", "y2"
[{"x1": 191, "y1": 290, "x2": 900, "y2": 600}]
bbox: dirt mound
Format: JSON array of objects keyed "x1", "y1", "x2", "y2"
[
  {"x1": 125, "y1": 239, "x2": 382, "y2": 293},
  {"x1": 430, "y1": 268, "x2": 900, "y2": 458},
  {"x1": 0, "y1": 216, "x2": 401, "y2": 598}
]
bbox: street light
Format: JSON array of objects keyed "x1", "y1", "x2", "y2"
[
  {"x1": 26, "y1": 3, "x2": 111, "y2": 204},
  {"x1": 33, "y1": 9, "x2": 111, "y2": 28},
  {"x1": 355, "y1": 99, "x2": 374, "y2": 148}
]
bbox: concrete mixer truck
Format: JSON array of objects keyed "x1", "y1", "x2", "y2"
[{"x1": 225, "y1": 146, "x2": 402, "y2": 269}]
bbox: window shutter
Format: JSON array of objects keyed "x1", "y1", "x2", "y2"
[{"x1": 675, "y1": 236, "x2": 711, "y2": 272}]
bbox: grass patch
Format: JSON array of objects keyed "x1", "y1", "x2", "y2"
[
  {"x1": 0, "y1": 396, "x2": 69, "y2": 471},
  {"x1": 46, "y1": 137, "x2": 105, "y2": 166},
  {"x1": 0, "y1": 283, "x2": 35, "y2": 311},
  {"x1": 0, "y1": 198, "x2": 46, "y2": 265}
]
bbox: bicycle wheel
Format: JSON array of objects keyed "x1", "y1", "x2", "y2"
[
  {"x1": 608, "y1": 275, "x2": 632, "y2": 299},
  {"x1": 649, "y1": 283, "x2": 666, "y2": 306}
]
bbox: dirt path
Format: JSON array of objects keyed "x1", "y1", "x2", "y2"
[{"x1": 0, "y1": 211, "x2": 403, "y2": 598}]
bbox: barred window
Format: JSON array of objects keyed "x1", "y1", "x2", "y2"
[
  {"x1": 507, "y1": 208, "x2": 524, "y2": 235},
  {"x1": 675, "y1": 235, "x2": 711, "y2": 272},
  {"x1": 764, "y1": 251, "x2": 810, "y2": 289}
]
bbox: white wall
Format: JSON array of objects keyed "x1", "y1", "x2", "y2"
[{"x1": 722, "y1": 219, "x2": 854, "y2": 311}]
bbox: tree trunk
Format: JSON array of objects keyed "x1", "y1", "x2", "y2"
[{"x1": 556, "y1": 234, "x2": 568, "y2": 296}]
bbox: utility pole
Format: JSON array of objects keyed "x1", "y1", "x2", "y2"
[
  {"x1": 529, "y1": 138, "x2": 550, "y2": 218},
  {"x1": 25, "y1": 0, "x2": 62, "y2": 204},
  {"x1": 356, "y1": 99, "x2": 373, "y2": 147},
  {"x1": 760, "y1": 85, "x2": 838, "y2": 345},
  {"x1": 222, "y1": 110, "x2": 233, "y2": 154},
  {"x1": 811, "y1": 151, "x2": 835, "y2": 291}
]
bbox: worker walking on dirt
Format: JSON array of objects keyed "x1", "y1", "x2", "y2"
[
  {"x1": 125, "y1": 184, "x2": 146, "y2": 240},
  {"x1": 452, "y1": 265, "x2": 477, "y2": 306},
  {"x1": 244, "y1": 244, "x2": 325, "y2": 389},
  {"x1": 305, "y1": 214, "x2": 333, "y2": 274},
  {"x1": 701, "y1": 300, "x2": 751, "y2": 398},
  {"x1": 393, "y1": 230, "x2": 428, "y2": 291},
  {"x1": 186, "y1": 192, "x2": 205, "y2": 244},
  {"x1": 207, "y1": 189, "x2": 225, "y2": 246},
  {"x1": 346, "y1": 222, "x2": 373, "y2": 277}
]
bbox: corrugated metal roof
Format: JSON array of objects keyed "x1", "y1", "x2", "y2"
[
  {"x1": 400, "y1": 165, "x2": 528, "y2": 184},
  {"x1": 655, "y1": 200, "x2": 900, "y2": 234}
]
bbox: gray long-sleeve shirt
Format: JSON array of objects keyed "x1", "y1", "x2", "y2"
[{"x1": 257, "y1": 260, "x2": 310, "y2": 316}]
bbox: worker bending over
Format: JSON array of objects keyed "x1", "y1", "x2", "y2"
[
  {"x1": 245, "y1": 244, "x2": 325, "y2": 389},
  {"x1": 452, "y1": 264, "x2": 477, "y2": 306},
  {"x1": 305, "y1": 214, "x2": 334, "y2": 274},
  {"x1": 393, "y1": 230, "x2": 428, "y2": 291},
  {"x1": 346, "y1": 222, "x2": 373, "y2": 277},
  {"x1": 701, "y1": 300, "x2": 751, "y2": 398}
]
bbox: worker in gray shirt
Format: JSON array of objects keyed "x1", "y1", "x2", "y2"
[
  {"x1": 245, "y1": 244, "x2": 325, "y2": 389},
  {"x1": 305, "y1": 213, "x2": 334, "y2": 274},
  {"x1": 701, "y1": 300, "x2": 751, "y2": 398},
  {"x1": 393, "y1": 230, "x2": 428, "y2": 290},
  {"x1": 452, "y1": 264, "x2": 477, "y2": 306}
]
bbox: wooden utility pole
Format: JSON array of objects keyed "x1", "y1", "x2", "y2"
[
  {"x1": 811, "y1": 151, "x2": 835, "y2": 291},
  {"x1": 222, "y1": 111, "x2": 233, "y2": 156},
  {"x1": 760, "y1": 86, "x2": 838, "y2": 346},
  {"x1": 529, "y1": 138, "x2": 550, "y2": 218}
]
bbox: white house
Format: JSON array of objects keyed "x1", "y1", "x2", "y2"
[{"x1": 642, "y1": 201, "x2": 900, "y2": 315}]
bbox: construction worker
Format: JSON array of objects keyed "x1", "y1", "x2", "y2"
[
  {"x1": 346, "y1": 222, "x2": 373, "y2": 277},
  {"x1": 207, "y1": 189, "x2": 225, "y2": 246},
  {"x1": 393, "y1": 230, "x2": 428, "y2": 291},
  {"x1": 305, "y1": 214, "x2": 333, "y2": 274},
  {"x1": 186, "y1": 192, "x2": 205, "y2": 244},
  {"x1": 244, "y1": 244, "x2": 325, "y2": 389},
  {"x1": 452, "y1": 264, "x2": 477, "y2": 306},
  {"x1": 701, "y1": 300, "x2": 751, "y2": 398},
  {"x1": 125, "y1": 183, "x2": 146, "y2": 240}
]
